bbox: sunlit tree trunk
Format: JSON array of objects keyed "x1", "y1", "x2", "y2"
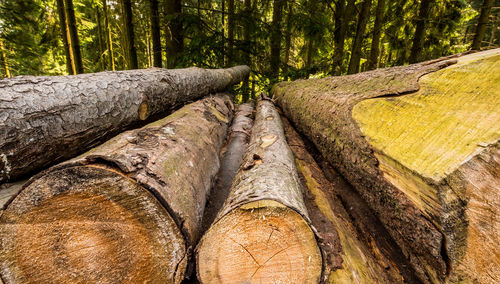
[
  {"x1": 270, "y1": 0, "x2": 284, "y2": 80},
  {"x1": 102, "y1": 0, "x2": 115, "y2": 70},
  {"x1": 471, "y1": 0, "x2": 494, "y2": 50},
  {"x1": 150, "y1": 0, "x2": 162, "y2": 67},
  {"x1": 409, "y1": 0, "x2": 432, "y2": 63},
  {"x1": 348, "y1": 0, "x2": 372, "y2": 74},
  {"x1": 367, "y1": 0, "x2": 386, "y2": 70},
  {"x1": 120, "y1": 0, "x2": 138, "y2": 69},
  {"x1": 56, "y1": 0, "x2": 74, "y2": 74},
  {"x1": 0, "y1": 39, "x2": 10, "y2": 78},
  {"x1": 64, "y1": 0, "x2": 83, "y2": 73},
  {"x1": 165, "y1": 0, "x2": 183, "y2": 68}
]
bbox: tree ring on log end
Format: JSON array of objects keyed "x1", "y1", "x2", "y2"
[
  {"x1": 0, "y1": 165, "x2": 186, "y2": 283},
  {"x1": 198, "y1": 200, "x2": 322, "y2": 284}
]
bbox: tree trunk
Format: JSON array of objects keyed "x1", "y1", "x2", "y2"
[
  {"x1": 221, "y1": 0, "x2": 225, "y2": 66},
  {"x1": 332, "y1": 0, "x2": 346, "y2": 75},
  {"x1": 166, "y1": 0, "x2": 183, "y2": 68},
  {"x1": 471, "y1": 0, "x2": 494, "y2": 50},
  {"x1": 120, "y1": 0, "x2": 138, "y2": 69},
  {"x1": 281, "y1": 115, "x2": 419, "y2": 283},
  {"x1": 197, "y1": 98, "x2": 322, "y2": 283},
  {"x1": 202, "y1": 103, "x2": 254, "y2": 231},
  {"x1": 273, "y1": 49, "x2": 500, "y2": 283},
  {"x1": 241, "y1": 0, "x2": 252, "y2": 101},
  {"x1": 270, "y1": 0, "x2": 284, "y2": 81},
  {"x1": 150, "y1": 0, "x2": 162, "y2": 67},
  {"x1": 367, "y1": 0, "x2": 385, "y2": 70},
  {"x1": 227, "y1": 0, "x2": 235, "y2": 65},
  {"x1": 96, "y1": 6, "x2": 106, "y2": 71},
  {"x1": 102, "y1": 0, "x2": 115, "y2": 70},
  {"x1": 283, "y1": 0, "x2": 293, "y2": 80},
  {"x1": 0, "y1": 65, "x2": 250, "y2": 183},
  {"x1": 0, "y1": 95, "x2": 233, "y2": 284},
  {"x1": 64, "y1": 0, "x2": 83, "y2": 74},
  {"x1": 0, "y1": 40, "x2": 10, "y2": 78},
  {"x1": 347, "y1": 0, "x2": 372, "y2": 74},
  {"x1": 56, "y1": 0, "x2": 74, "y2": 74},
  {"x1": 409, "y1": 0, "x2": 432, "y2": 63},
  {"x1": 305, "y1": 0, "x2": 317, "y2": 69}
]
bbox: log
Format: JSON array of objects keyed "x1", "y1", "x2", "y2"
[
  {"x1": 281, "y1": 115, "x2": 411, "y2": 283},
  {"x1": 196, "y1": 98, "x2": 322, "y2": 283},
  {"x1": 0, "y1": 95, "x2": 234, "y2": 283},
  {"x1": 272, "y1": 49, "x2": 500, "y2": 283},
  {"x1": 202, "y1": 103, "x2": 254, "y2": 231},
  {"x1": 0, "y1": 65, "x2": 249, "y2": 183}
]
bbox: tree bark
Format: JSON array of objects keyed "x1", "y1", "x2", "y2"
[
  {"x1": 102, "y1": 0, "x2": 115, "y2": 70},
  {"x1": 409, "y1": 0, "x2": 432, "y2": 63},
  {"x1": 270, "y1": 0, "x2": 284, "y2": 81},
  {"x1": 56, "y1": 0, "x2": 74, "y2": 75},
  {"x1": 197, "y1": 98, "x2": 322, "y2": 283},
  {"x1": 0, "y1": 65, "x2": 250, "y2": 183},
  {"x1": 332, "y1": 0, "x2": 346, "y2": 75},
  {"x1": 471, "y1": 0, "x2": 494, "y2": 50},
  {"x1": 120, "y1": 0, "x2": 138, "y2": 69},
  {"x1": 166, "y1": 0, "x2": 183, "y2": 68},
  {"x1": 0, "y1": 95, "x2": 233, "y2": 284},
  {"x1": 305, "y1": 0, "x2": 317, "y2": 69},
  {"x1": 367, "y1": 0, "x2": 386, "y2": 70},
  {"x1": 202, "y1": 103, "x2": 254, "y2": 232},
  {"x1": 281, "y1": 115, "x2": 417, "y2": 283},
  {"x1": 347, "y1": 0, "x2": 372, "y2": 74},
  {"x1": 150, "y1": 0, "x2": 162, "y2": 67},
  {"x1": 64, "y1": 0, "x2": 83, "y2": 74},
  {"x1": 273, "y1": 50, "x2": 500, "y2": 283}
]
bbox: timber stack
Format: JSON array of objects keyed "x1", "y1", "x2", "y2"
[{"x1": 0, "y1": 49, "x2": 499, "y2": 284}]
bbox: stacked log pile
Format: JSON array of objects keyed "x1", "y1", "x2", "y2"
[{"x1": 0, "y1": 49, "x2": 498, "y2": 284}]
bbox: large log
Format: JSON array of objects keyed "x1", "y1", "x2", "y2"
[
  {"x1": 272, "y1": 49, "x2": 500, "y2": 283},
  {"x1": 0, "y1": 65, "x2": 249, "y2": 183},
  {"x1": 196, "y1": 99, "x2": 322, "y2": 283},
  {"x1": 0, "y1": 95, "x2": 234, "y2": 283}
]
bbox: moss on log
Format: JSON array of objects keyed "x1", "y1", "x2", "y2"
[
  {"x1": 196, "y1": 99, "x2": 322, "y2": 284},
  {"x1": 272, "y1": 49, "x2": 500, "y2": 283},
  {"x1": 0, "y1": 95, "x2": 234, "y2": 283},
  {"x1": 0, "y1": 65, "x2": 249, "y2": 183}
]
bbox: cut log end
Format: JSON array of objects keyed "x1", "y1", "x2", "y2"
[
  {"x1": 197, "y1": 200, "x2": 322, "y2": 284},
  {"x1": 0, "y1": 165, "x2": 186, "y2": 283}
]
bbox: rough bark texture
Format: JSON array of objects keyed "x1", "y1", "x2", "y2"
[
  {"x1": 409, "y1": 0, "x2": 432, "y2": 63},
  {"x1": 56, "y1": 0, "x2": 74, "y2": 74},
  {"x1": 273, "y1": 49, "x2": 500, "y2": 283},
  {"x1": 0, "y1": 65, "x2": 250, "y2": 183},
  {"x1": 121, "y1": 0, "x2": 138, "y2": 70},
  {"x1": 471, "y1": 0, "x2": 494, "y2": 50},
  {"x1": 281, "y1": 115, "x2": 411, "y2": 284},
  {"x1": 150, "y1": 0, "x2": 162, "y2": 68},
  {"x1": 202, "y1": 103, "x2": 254, "y2": 232},
  {"x1": 64, "y1": 0, "x2": 83, "y2": 74},
  {"x1": 197, "y1": 99, "x2": 322, "y2": 283},
  {"x1": 367, "y1": 0, "x2": 386, "y2": 70},
  {"x1": 347, "y1": 0, "x2": 372, "y2": 74},
  {"x1": 0, "y1": 95, "x2": 234, "y2": 283}
]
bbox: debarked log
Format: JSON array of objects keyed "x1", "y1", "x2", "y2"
[{"x1": 0, "y1": 94, "x2": 234, "y2": 283}]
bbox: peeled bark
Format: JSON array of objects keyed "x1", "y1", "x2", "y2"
[
  {"x1": 197, "y1": 99, "x2": 322, "y2": 283},
  {"x1": 0, "y1": 65, "x2": 250, "y2": 183},
  {"x1": 0, "y1": 95, "x2": 233, "y2": 283},
  {"x1": 202, "y1": 103, "x2": 254, "y2": 231},
  {"x1": 273, "y1": 49, "x2": 500, "y2": 283}
]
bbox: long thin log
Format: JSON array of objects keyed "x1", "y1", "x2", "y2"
[
  {"x1": 272, "y1": 49, "x2": 500, "y2": 283},
  {"x1": 196, "y1": 99, "x2": 322, "y2": 283},
  {"x1": 0, "y1": 95, "x2": 233, "y2": 283},
  {"x1": 202, "y1": 103, "x2": 254, "y2": 232},
  {"x1": 0, "y1": 65, "x2": 249, "y2": 183}
]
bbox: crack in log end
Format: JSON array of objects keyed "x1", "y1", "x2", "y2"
[
  {"x1": 0, "y1": 166, "x2": 186, "y2": 283},
  {"x1": 197, "y1": 202, "x2": 322, "y2": 284},
  {"x1": 138, "y1": 100, "x2": 149, "y2": 120}
]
